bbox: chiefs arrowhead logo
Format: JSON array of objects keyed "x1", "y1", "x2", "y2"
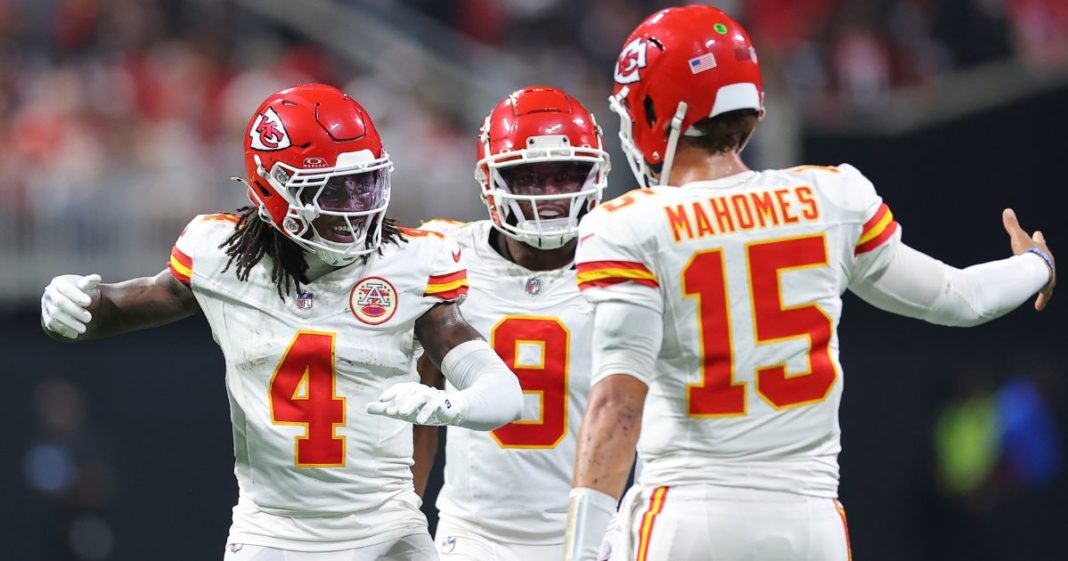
[
  {"x1": 249, "y1": 107, "x2": 291, "y2": 151},
  {"x1": 614, "y1": 37, "x2": 649, "y2": 85}
]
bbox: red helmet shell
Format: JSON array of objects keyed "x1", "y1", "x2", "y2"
[
  {"x1": 475, "y1": 85, "x2": 609, "y2": 249},
  {"x1": 242, "y1": 83, "x2": 385, "y2": 229},
  {"x1": 612, "y1": 5, "x2": 764, "y2": 172},
  {"x1": 477, "y1": 85, "x2": 604, "y2": 173}
]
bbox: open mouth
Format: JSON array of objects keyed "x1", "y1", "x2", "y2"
[
  {"x1": 317, "y1": 221, "x2": 357, "y2": 243},
  {"x1": 532, "y1": 203, "x2": 571, "y2": 219},
  {"x1": 537, "y1": 208, "x2": 564, "y2": 219}
]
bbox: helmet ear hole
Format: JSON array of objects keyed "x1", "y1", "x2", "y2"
[
  {"x1": 644, "y1": 95, "x2": 657, "y2": 128},
  {"x1": 254, "y1": 180, "x2": 272, "y2": 198}
]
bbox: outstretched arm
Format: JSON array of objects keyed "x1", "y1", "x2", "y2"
[
  {"x1": 41, "y1": 270, "x2": 200, "y2": 341},
  {"x1": 366, "y1": 302, "x2": 522, "y2": 430},
  {"x1": 850, "y1": 209, "x2": 1055, "y2": 326}
]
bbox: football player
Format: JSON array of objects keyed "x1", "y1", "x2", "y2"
[
  {"x1": 418, "y1": 85, "x2": 609, "y2": 561},
  {"x1": 564, "y1": 6, "x2": 1055, "y2": 561},
  {"x1": 39, "y1": 83, "x2": 524, "y2": 561}
]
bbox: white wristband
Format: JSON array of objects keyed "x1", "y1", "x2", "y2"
[{"x1": 565, "y1": 487, "x2": 617, "y2": 561}]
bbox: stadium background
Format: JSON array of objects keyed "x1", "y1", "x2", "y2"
[{"x1": 1, "y1": 0, "x2": 1066, "y2": 559}]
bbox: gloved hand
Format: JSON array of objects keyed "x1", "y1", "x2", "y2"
[
  {"x1": 597, "y1": 512, "x2": 620, "y2": 561},
  {"x1": 366, "y1": 382, "x2": 466, "y2": 425},
  {"x1": 41, "y1": 274, "x2": 101, "y2": 339}
]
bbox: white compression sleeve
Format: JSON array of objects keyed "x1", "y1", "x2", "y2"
[
  {"x1": 564, "y1": 487, "x2": 617, "y2": 561},
  {"x1": 850, "y1": 243, "x2": 1050, "y2": 327},
  {"x1": 440, "y1": 340, "x2": 523, "y2": 430},
  {"x1": 591, "y1": 301, "x2": 662, "y2": 386}
]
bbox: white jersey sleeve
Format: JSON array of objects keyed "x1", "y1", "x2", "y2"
[
  {"x1": 168, "y1": 213, "x2": 242, "y2": 292},
  {"x1": 414, "y1": 226, "x2": 470, "y2": 305},
  {"x1": 820, "y1": 164, "x2": 902, "y2": 285},
  {"x1": 575, "y1": 190, "x2": 665, "y2": 315}
]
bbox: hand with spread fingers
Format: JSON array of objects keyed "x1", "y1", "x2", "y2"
[
  {"x1": 366, "y1": 382, "x2": 464, "y2": 426},
  {"x1": 40, "y1": 274, "x2": 102, "y2": 339},
  {"x1": 1003, "y1": 208, "x2": 1055, "y2": 310}
]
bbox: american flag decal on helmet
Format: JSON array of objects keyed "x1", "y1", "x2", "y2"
[{"x1": 688, "y1": 53, "x2": 717, "y2": 74}]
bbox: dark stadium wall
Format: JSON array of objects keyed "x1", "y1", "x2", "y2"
[
  {"x1": 2, "y1": 86, "x2": 1065, "y2": 561},
  {"x1": 805, "y1": 84, "x2": 1068, "y2": 561}
]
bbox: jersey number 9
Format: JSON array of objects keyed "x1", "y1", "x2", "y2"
[{"x1": 490, "y1": 317, "x2": 570, "y2": 449}]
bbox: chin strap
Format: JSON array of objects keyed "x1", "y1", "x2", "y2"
[{"x1": 656, "y1": 101, "x2": 689, "y2": 187}]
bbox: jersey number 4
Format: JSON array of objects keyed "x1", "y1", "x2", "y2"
[
  {"x1": 684, "y1": 234, "x2": 836, "y2": 416},
  {"x1": 269, "y1": 331, "x2": 346, "y2": 466},
  {"x1": 490, "y1": 317, "x2": 569, "y2": 449}
]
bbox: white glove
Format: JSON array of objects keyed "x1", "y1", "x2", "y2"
[
  {"x1": 366, "y1": 382, "x2": 465, "y2": 425},
  {"x1": 597, "y1": 513, "x2": 620, "y2": 561},
  {"x1": 564, "y1": 487, "x2": 618, "y2": 561},
  {"x1": 41, "y1": 274, "x2": 101, "y2": 339}
]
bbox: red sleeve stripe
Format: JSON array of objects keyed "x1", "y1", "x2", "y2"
[
  {"x1": 425, "y1": 286, "x2": 468, "y2": 301},
  {"x1": 202, "y1": 213, "x2": 239, "y2": 223},
  {"x1": 861, "y1": 204, "x2": 890, "y2": 232},
  {"x1": 427, "y1": 270, "x2": 467, "y2": 286},
  {"x1": 168, "y1": 246, "x2": 192, "y2": 285},
  {"x1": 576, "y1": 260, "x2": 659, "y2": 290},
  {"x1": 854, "y1": 220, "x2": 898, "y2": 255},
  {"x1": 578, "y1": 277, "x2": 659, "y2": 291},
  {"x1": 576, "y1": 260, "x2": 654, "y2": 274},
  {"x1": 425, "y1": 270, "x2": 468, "y2": 297}
]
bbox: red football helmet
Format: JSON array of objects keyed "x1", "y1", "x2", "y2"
[
  {"x1": 242, "y1": 83, "x2": 393, "y2": 266},
  {"x1": 476, "y1": 85, "x2": 609, "y2": 249},
  {"x1": 610, "y1": 5, "x2": 764, "y2": 187}
]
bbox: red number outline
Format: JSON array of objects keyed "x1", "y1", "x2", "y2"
[
  {"x1": 489, "y1": 316, "x2": 570, "y2": 449},
  {"x1": 683, "y1": 234, "x2": 837, "y2": 416},
  {"x1": 268, "y1": 331, "x2": 346, "y2": 467}
]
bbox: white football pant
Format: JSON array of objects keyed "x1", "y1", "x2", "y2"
[
  {"x1": 222, "y1": 533, "x2": 437, "y2": 561},
  {"x1": 434, "y1": 516, "x2": 562, "y2": 561},
  {"x1": 612, "y1": 486, "x2": 851, "y2": 561}
]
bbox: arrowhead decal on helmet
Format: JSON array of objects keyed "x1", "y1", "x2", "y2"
[
  {"x1": 249, "y1": 107, "x2": 292, "y2": 151},
  {"x1": 614, "y1": 37, "x2": 648, "y2": 85}
]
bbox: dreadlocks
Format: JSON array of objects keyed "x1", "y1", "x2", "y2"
[{"x1": 220, "y1": 206, "x2": 406, "y2": 298}]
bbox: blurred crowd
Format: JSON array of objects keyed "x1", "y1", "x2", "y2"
[
  {"x1": 0, "y1": 0, "x2": 1066, "y2": 280},
  {"x1": 7, "y1": 3, "x2": 1066, "y2": 559},
  {"x1": 410, "y1": 0, "x2": 1068, "y2": 117}
]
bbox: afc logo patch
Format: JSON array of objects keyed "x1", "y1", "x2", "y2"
[{"x1": 349, "y1": 276, "x2": 398, "y2": 325}]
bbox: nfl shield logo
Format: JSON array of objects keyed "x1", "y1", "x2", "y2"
[
  {"x1": 296, "y1": 291, "x2": 314, "y2": 310},
  {"x1": 440, "y1": 536, "x2": 456, "y2": 553},
  {"x1": 525, "y1": 277, "x2": 542, "y2": 296}
]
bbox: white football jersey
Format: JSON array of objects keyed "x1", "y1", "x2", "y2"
[
  {"x1": 575, "y1": 165, "x2": 901, "y2": 498},
  {"x1": 421, "y1": 219, "x2": 593, "y2": 545},
  {"x1": 169, "y1": 214, "x2": 469, "y2": 551}
]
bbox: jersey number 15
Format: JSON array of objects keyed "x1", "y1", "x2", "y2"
[{"x1": 684, "y1": 234, "x2": 836, "y2": 416}]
